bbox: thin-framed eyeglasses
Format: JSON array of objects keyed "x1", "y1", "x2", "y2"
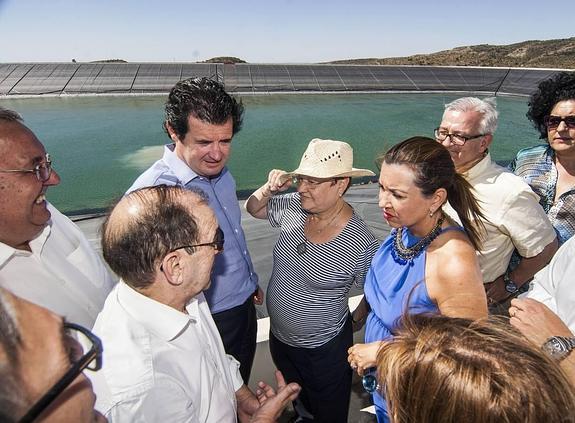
[
  {"x1": 544, "y1": 115, "x2": 575, "y2": 130},
  {"x1": 19, "y1": 322, "x2": 103, "y2": 423},
  {"x1": 0, "y1": 153, "x2": 52, "y2": 182},
  {"x1": 168, "y1": 227, "x2": 225, "y2": 255},
  {"x1": 434, "y1": 128, "x2": 486, "y2": 146},
  {"x1": 292, "y1": 176, "x2": 336, "y2": 188}
]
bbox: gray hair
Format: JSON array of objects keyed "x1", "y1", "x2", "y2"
[
  {"x1": 0, "y1": 108, "x2": 22, "y2": 123},
  {"x1": 444, "y1": 97, "x2": 499, "y2": 135},
  {"x1": 0, "y1": 289, "x2": 26, "y2": 421}
]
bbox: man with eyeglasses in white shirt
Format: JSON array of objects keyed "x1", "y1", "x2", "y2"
[
  {"x1": 436, "y1": 97, "x2": 558, "y2": 311},
  {"x1": 90, "y1": 185, "x2": 299, "y2": 422},
  {"x1": 0, "y1": 107, "x2": 115, "y2": 328}
]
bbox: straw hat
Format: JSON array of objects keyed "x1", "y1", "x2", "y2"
[{"x1": 282, "y1": 138, "x2": 375, "y2": 181}]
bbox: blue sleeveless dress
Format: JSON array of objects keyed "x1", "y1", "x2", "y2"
[{"x1": 364, "y1": 226, "x2": 462, "y2": 422}]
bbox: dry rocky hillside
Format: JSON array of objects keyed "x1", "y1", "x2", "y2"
[{"x1": 329, "y1": 37, "x2": 575, "y2": 69}]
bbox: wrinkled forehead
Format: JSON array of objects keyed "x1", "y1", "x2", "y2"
[
  {"x1": 0, "y1": 122, "x2": 46, "y2": 166},
  {"x1": 440, "y1": 109, "x2": 482, "y2": 132}
]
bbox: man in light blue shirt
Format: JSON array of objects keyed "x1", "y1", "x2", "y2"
[{"x1": 127, "y1": 77, "x2": 261, "y2": 383}]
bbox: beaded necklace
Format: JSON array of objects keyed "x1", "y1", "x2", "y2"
[{"x1": 391, "y1": 215, "x2": 445, "y2": 265}]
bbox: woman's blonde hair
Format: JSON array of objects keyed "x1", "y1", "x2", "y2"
[{"x1": 377, "y1": 314, "x2": 575, "y2": 423}]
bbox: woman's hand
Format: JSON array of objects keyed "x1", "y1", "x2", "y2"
[
  {"x1": 347, "y1": 341, "x2": 382, "y2": 375},
  {"x1": 266, "y1": 169, "x2": 291, "y2": 194},
  {"x1": 246, "y1": 169, "x2": 291, "y2": 219}
]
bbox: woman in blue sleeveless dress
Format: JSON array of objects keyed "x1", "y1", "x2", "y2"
[{"x1": 347, "y1": 137, "x2": 489, "y2": 422}]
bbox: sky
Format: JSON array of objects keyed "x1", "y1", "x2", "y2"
[{"x1": 1, "y1": 0, "x2": 574, "y2": 64}]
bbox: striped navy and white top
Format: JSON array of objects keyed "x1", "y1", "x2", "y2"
[{"x1": 266, "y1": 192, "x2": 379, "y2": 348}]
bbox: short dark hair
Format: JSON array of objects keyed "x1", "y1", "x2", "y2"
[
  {"x1": 527, "y1": 71, "x2": 575, "y2": 139},
  {"x1": 378, "y1": 137, "x2": 485, "y2": 250},
  {"x1": 102, "y1": 185, "x2": 208, "y2": 289},
  {"x1": 164, "y1": 77, "x2": 244, "y2": 140},
  {"x1": 0, "y1": 290, "x2": 26, "y2": 422}
]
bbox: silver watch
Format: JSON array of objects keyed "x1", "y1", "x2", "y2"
[{"x1": 542, "y1": 336, "x2": 575, "y2": 361}]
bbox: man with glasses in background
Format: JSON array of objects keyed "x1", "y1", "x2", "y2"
[
  {"x1": 435, "y1": 97, "x2": 557, "y2": 310},
  {"x1": 0, "y1": 287, "x2": 106, "y2": 422},
  {"x1": 0, "y1": 108, "x2": 115, "y2": 328},
  {"x1": 127, "y1": 77, "x2": 260, "y2": 385},
  {"x1": 89, "y1": 185, "x2": 299, "y2": 421}
]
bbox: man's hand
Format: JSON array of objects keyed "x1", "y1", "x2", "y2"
[
  {"x1": 509, "y1": 298, "x2": 572, "y2": 346},
  {"x1": 253, "y1": 286, "x2": 264, "y2": 305},
  {"x1": 251, "y1": 370, "x2": 301, "y2": 423},
  {"x1": 484, "y1": 275, "x2": 511, "y2": 303}
]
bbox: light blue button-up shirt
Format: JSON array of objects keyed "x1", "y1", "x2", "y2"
[{"x1": 127, "y1": 144, "x2": 258, "y2": 313}]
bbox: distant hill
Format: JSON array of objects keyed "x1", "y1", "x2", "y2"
[
  {"x1": 202, "y1": 56, "x2": 246, "y2": 64},
  {"x1": 89, "y1": 59, "x2": 128, "y2": 63},
  {"x1": 329, "y1": 38, "x2": 575, "y2": 69}
]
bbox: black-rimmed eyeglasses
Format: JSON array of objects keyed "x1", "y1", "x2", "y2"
[
  {"x1": 0, "y1": 153, "x2": 53, "y2": 183},
  {"x1": 168, "y1": 227, "x2": 225, "y2": 255},
  {"x1": 545, "y1": 115, "x2": 575, "y2": 130},
  {"x1": 19, "y1": 322, "x2": 103, "y2": 423},
  {"x1": 434, "y1": 128, "x2": 486, "y2": 146}
]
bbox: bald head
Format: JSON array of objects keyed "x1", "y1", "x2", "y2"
[
  {"x1": 102, "y1": 185, "x2": 209, "y2": 289},
  {"x1": 0, "y1": 288, "x2": 25, "y2": 421}
]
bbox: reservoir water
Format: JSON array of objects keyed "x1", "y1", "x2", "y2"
[{"x1": 2, "y1": 93, "x2": 543, "y2": 215}]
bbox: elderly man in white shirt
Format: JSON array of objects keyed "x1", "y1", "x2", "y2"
[
  {"x1": 90, "y1": 185, "x2": 299, "y2": 422},
  {"x1": 437, "y1": 97, "x2": 558, "y2": 306},
  {"x1": 0, "y1": 107, "x2": 115, "y2": 328}
]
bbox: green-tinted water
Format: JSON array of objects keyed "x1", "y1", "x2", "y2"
[{"x1": 1, "y1": 93, "x2": 544, "y2": 214}]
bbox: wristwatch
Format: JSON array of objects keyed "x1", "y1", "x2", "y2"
[
  {"x1": 503, "y1": 272, "x2": 519, "y2": 294},
  {"x1": 542, "y1": 336, "x2": 575, "y2": 361}
]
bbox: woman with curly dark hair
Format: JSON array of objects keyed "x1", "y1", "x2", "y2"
[{"x1": 510, "y1": 71, "x2": 575, "y2": 244}]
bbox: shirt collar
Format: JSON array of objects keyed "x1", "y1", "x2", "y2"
[
  {"x1": 116, "y1": 280, "x2": 201, "y2": 342},
  {"x1": 0, "y1": 219, "x2": 52, "y2": 266},
  {"x1": 462, "y1": 152, "x2": 492, "y2": 180},
  {"x1": 163, "y1": 144, "x2": 199, "y2": 186},
  {"x1": 163, "y1": 143, "x2": 228, "y2": 185},
  {"x1": 544, "y1": 145, "x2": 556, "y2": 163}
]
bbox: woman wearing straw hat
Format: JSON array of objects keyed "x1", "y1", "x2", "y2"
[{"x1": 246, "y1": 138, "x2": 378, "y2": 422}]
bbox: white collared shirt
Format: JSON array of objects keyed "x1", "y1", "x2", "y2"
[
  {"x1": 0, "y1": 203, "x2": 115, "y2": 327},
  {"x1": 444, "y1": 153, "x2": 556, "y2": 283},
  {"x1": 90, "y1": 282, "x2": 244, "y2": 422}
]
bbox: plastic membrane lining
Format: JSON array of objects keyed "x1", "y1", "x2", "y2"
[{"x1": 0, "y1": 63, "x2": 570, "y2": 96}]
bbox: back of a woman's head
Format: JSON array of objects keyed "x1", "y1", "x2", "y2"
[{"x1": 377, "y1": 314, "x2": 575, "y2": 423}]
